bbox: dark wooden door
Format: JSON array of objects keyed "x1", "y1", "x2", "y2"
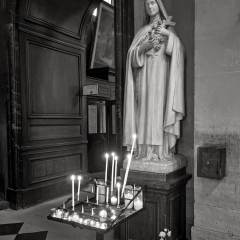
[
  {"x1": 88, "y1": 100, "x2": 108, "y2": 173},
  {"x1": 87, "y1": 99, "x2": 116, "y2": 174}
]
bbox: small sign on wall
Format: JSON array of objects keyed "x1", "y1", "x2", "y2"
[
  {"x1": 83, "y1": 84, "x2": 110, "y2": 98},
  {"x1": 83, "y1": 84, "x2": 98, "y2": 95}
]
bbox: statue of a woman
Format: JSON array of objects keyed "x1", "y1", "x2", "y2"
[{"x1": 123, "y1": 0, "x2": 185, "y2": 161}]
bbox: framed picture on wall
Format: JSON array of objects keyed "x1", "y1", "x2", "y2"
[{"x1": 90, "y1": 2, "x2": 115, "y2": 70}]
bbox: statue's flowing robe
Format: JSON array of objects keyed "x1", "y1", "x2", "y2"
[{"x1": 123, "y1": 24, "x2": 185, "y2": 157}]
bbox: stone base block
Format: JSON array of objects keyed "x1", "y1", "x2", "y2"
[{"x1": 123, "y1": 154, "x2": 188, "y2": 174}]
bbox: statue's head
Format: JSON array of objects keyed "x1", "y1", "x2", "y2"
[{"x1": 144, "y1": 0, "x2": 166, "y2": 24}]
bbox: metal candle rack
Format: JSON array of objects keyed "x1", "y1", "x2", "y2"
[{"x1": 47, "y1": 180, "x2": 147, "y2": 234}]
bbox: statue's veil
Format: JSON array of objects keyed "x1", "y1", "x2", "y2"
[{"x1": 144, "y1": 0, "x2": 168, "y2": 24}]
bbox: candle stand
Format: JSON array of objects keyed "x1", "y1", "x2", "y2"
[{"x1": 47, "y1": 180, "x2": 147, "y2": 240}]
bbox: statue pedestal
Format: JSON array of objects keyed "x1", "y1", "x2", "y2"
[
  {"x1": 120, "y1": 156, "x2": 191, "y2": 240},
  {"x1": 123, "y1": 154, "x2": 188, "y2": 174}
]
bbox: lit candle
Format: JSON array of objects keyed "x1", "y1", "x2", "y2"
[
  {"x1": 106, "y1": 187, "x2": 109, "y2": 205},
  {"x1": 111, "y1": 153, "x2": 115, "y2": 193},
  {"x1": 86, "y1": 195, "x2": 89, "y2": 203},
  {"x1": 134, "y1": 197, "x2": 143, "y2": 210},
  {"x1": 90, "y1": 219, "x2": 96, "y2": 227},
  {"x1": 105, "y1": 153, "x2": 109, "y2": 185},
  {"x1": 71, "y1": 175, "x2": 75, "y2": 210},
  {"x1": 77, "y1": 176, "x2": 82, "y2": 201},
  {"x1": 114, "y1": 156, "x2": 118, "y2": 186},
  {"x1": 121, "y1": 134, "x2": 137, "y2": 197},
  {"x1": 72, "y1": 212, "x2": 79, "y2": 222},
  {"x1": 111, "y1": 196, "x2": 117, "y2": 206},
  {"x1": 134, "y1": 186, "x2": 143, "y2": 211},
  {"x1": 96, "y1": 186, "x2": 99, "y2": 205},
  {"x1": 82, "y1": 205, "x2": 84, "y2": 213},
  {"x1": 96, "y1": 221, "x2": 100, "y2": 228},
  {"x1": 117, "y1": 183, "x2": 121, "y2": 208},
  {"x1": 124, "y1": 185, "x2": 134, "y2": 209}
]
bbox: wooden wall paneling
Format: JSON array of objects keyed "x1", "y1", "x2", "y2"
[
  {"x1": 27, "y1": 42, "x2": 81, "y2": 118},
  {"x1": 128, "y1": 199, "x2": 159, "y2": 240},
  {"x1": 21, "y1": 171, "x2": 90, "y2": 208},
  {"x1": 169, "y1": 187, "x2": 186, "y2": 239},
  {"x1": 18, "y1": 0, "x2": 103, "y2": 45},
  {"x1": 24, "y1": 36, "x2": 83, "y2": 119},
  {"x1": 120, "y1": 172, "x2": 191, "y2": 240},
  {"x1": 19, "y1": 31, "x2": 87, "y2": 146},
  {"x1": 21, "y1": 145, "x2": 87, "y2": 189},
  {"x1": 28, "y1": 124, "x2": 82, "y2": 141}
]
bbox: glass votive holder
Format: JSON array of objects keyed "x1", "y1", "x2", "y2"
[
  {"x1": 124, "y1": 185, "x2": 134, "y2": 209},
  {"x1": 51, "y1": 208, "x2": 56, "y2": 215},
  {"x1": 97, "y1": 179, "x2": 106, "y2": 203},
  {"x1": 56, "y1": 208, "x2": 64, "y2": 218},
  {"x1": 79, "y1": 217, "x2": 83, "y2": 224},
  {"x1": 110, "y1": 196, "x2": 117, "y2": 206},
  {"x1": 62, "y1": 210, "x2": 69, "y2": 220},
  {"x1": 90, "y1": 219, "x2": 96, "y2": 227},
  {"x1": 84, "y1": 219, "x2": 90, "y2": 225},
  {"x1": 71, "y1": 212, "x2": 79, "y2": 222},
  {"x1": 95, "y1": 221, "x2": 101, "y2": 228},
  {"x1": 134, "y1": 186, "x2": 143, "y2": 211},
  {"x1": 100, "y1": 223, "x2": 107, "y2": 230},
  {"x1": 99, "y1": 210, "x2": 107, "y2": 222}
]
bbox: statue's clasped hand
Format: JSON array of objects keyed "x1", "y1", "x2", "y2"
[
  {"x1": 154, "y1": 26, "x2": 169, "y2": 37},
  {"x1": 139, "y1": 38, "x2": 155, "y2": 54}
]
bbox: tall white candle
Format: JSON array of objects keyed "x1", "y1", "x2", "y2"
[
  {"x1": 77, "y1": 176, "x2": 82, "y2": 201},
  {"x1": 96, "y1": 186, "x2": 99, "y2": 205},
  {"x1": 106, "y1": 187, "x2": 109, "y2": 204},
  {"x1": 105, "y1": 153, "x2": 109, "y2": 185},
  {"x1": 117, "y1": 183, "x2": 121, "y2": 208},
  {"x1": 114, "y1": 156, "x2": 118, "y2": 186},
  {"x1": 71, "y1": 175, "x2": 75, "y2": 210},
  {"x1": 111, "y1": 153, "x2": 115, "y2": 193},
  {"x1": 121, "y1": 134, "x2": 137, "y2": 197}
]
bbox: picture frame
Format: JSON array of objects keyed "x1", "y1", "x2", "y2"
[{"x1": 90, "y1": 2, "x2": 115, "y2": 70}]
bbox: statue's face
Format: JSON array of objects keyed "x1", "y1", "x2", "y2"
[{"x1": 145, "y1": 0, "x2": 160, "y2": 17}]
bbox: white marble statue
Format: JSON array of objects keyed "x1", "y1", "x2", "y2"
[{"x1": 123, "y1": 0, "x2": 185, "y2": 162}]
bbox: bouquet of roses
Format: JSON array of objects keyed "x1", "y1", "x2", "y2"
[
  {"x1": 147, "y1": 20, "x2": 168, "y2": 55},
  {"x1": 159, "y1": 228, "x2": 171, "y2": 240},
  {"x1": 138, "y1": 17, "x2": 175, "y2": 57}
]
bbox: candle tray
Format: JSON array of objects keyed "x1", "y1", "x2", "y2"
[{"x1": 47, "y1": 180, "x2": 147, "y2": 234}]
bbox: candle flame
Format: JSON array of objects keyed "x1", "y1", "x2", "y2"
[
  {"x1": 133, "y1": 134, "x2": 137, "y2": 139},
  {"x1": 71, "y1": 175, "x2": 75, "y2": 181},
  {"x1": 117, "y1": 183, "x2": 121, "y2": 188},
  {"x1": 115, "y1": 156, "x2": 118, "y2": 161},
  {"x1": 105, "y1": 153, "x2": 109, "y2": 158},
  {"x1": 78, "y1": 176, "x2": 82, "y2": 181},
  {"x1": 127, "y1": 154, "x2": 131, "y2": 159},
  {"x1": 111, "y1": 152, "x2": 115, "y2": 157}
]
